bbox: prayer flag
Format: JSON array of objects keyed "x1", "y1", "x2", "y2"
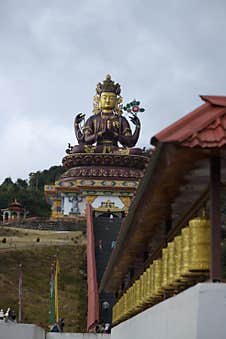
[{"x1": 49, "y1": 256, "x2": 60, "y2": 326}]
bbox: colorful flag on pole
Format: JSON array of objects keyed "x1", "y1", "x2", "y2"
[{"x1": 49, "y1": 256, "x2": 60, "y2": 326}]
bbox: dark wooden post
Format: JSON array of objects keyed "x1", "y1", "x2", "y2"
[{"x1": 209, "y1": 157, "x2": 221, "y2": 281}]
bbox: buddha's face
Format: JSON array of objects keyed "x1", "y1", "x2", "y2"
[{"x1": 100, "y1": 92, "x2": 117, "y2": 111}]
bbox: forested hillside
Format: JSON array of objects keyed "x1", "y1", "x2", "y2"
[{"x1": 0, "y1": 166, "x2": 65, "y2": 217}]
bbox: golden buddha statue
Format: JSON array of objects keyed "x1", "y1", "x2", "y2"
[{"x1": 72, "y1": 75, "x2": 141, "y2": 154}]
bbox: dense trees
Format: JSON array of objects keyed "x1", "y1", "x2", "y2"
[{"x1": 0, "y1": 166, "x2": 64, "y2": 217}]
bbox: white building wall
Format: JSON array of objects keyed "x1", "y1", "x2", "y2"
[
  {"x1": 63, "y1": 196, "x2": 71, "y2": 215},
  {"x1": 47, "y1": 334, "x2": 109, "y2": 339},
  {"x1": 111, "y1": 283, "x2": 226, "y2": 339},
  {"x1": 63, "y1": 196, "x2": 86, "y2": 215},
  {"x1": 0, "y1": 324, "x2": 108, "y2": 339},
  {"x1": 0, "y1": 323, "x2": 45, "y2": 339}
]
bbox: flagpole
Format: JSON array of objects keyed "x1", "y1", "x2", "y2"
[
  {"x1": 49, "y1": 255, "x2": 60, "y2": 327},
  {"x1": 18, "y1": 263, "x2": 22, "y2": 322},
  {"x1": 55, "y1": 256, "x2": 59, "y2": 323},
  {"x1": 49, "y1": 259, "x2": 55, "y2": 327}
]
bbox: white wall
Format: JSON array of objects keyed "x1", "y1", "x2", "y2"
[
  {"x1": 47, "y1": 334, "x2": 109, "y2": 339},
  {"x1": 63, "y1": 196, "x2": 86, "y2": 216},
  {"x1": 0, "y1": 323, "x2": 45, "y2": 339},
  {"x1": 111, "y1": 283, "x2": 226, "y2": 339},
  {"x1": 0, "y1": 324, "x2": 109, "y2": 339}
]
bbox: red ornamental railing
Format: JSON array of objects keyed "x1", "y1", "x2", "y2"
[{"x1": 86, "y1": 203, "x2": 99, "y2": 332}]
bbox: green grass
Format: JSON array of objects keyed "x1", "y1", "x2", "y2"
[{"x1": 0, "y1": 244, "x2": 87, "y2": 332}]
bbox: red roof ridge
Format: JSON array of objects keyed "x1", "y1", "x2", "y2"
[
  {"x1": 152, "y1": 95, "x2": 226, "y2": 148},
  {"x1": 200, "y1": 95, "x2": 226, "y2": 107}
]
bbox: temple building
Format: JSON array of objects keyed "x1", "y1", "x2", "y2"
[{"x1": 1, "y1": 200, "x2": 27, "y2": 224}]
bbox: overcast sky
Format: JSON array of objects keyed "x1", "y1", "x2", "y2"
[{"x1": 0, "y1": 0, "x2": 226, "y2": 183}]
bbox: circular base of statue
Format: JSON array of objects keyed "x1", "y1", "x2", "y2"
[
  {"x1": 62, "y1": 165, "x2": 144, "y2": 180},
  {"x1": 63, "y1": 152, "x2": 150, "y2": 169},
  {"x1": 62, "y1": 152, "x2": 150, "y2": 180}
]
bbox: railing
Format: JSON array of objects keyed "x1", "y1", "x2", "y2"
[
  {"x1": 112, "y1": 216, "x2": 210, "y2": 325},
  {"x1": 86, "y1": 203, "x2": 99, "y2": 332}
]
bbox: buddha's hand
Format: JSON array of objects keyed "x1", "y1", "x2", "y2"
[
  {"x1": 97, "y1": 130, "x2": 104, "y2": 137},
  {"x1": 129, "y1": 113, "x2": 140, "y2": 128},
  {"x1": 74, "y1": 113, "x2": 85, "y2": 128}
]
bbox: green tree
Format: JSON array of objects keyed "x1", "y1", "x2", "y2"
[
  {"x1": 16, "y1": 178, "x2": 28, "y2": 189},
  {"x1": 0, "y1": 165, "x2": 64, "y2": 217}
]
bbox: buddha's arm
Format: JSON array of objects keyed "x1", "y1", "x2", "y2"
[
  {"x1": 74, "y1": 113, "x2": 85, "y2": 145},
  {"x1": 83, "y1": 118, "x2": 97, "y2": 145},
  {"x1": 84, "y1": 133, "x2": 97, "y2": 144},
  {"x1": 118, "y1": 116, "x2": 140, "y2": 147}
]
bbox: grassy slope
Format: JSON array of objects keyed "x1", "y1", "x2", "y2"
[{"x1": 0, "y1": 231, "x2": 87, "y2": 332}]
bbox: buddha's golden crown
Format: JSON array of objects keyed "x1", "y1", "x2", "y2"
[{"x1": 96, "y1": 74, "x2": 121, "y2": 95}]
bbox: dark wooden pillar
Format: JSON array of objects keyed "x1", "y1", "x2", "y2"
[{"x1": 209, "y1": 156, "x2": 221, "y2": 281}]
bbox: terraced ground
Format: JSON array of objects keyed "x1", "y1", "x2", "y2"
[{"x1": 0, "y1": 227, "x2": 87, "y2": 332}]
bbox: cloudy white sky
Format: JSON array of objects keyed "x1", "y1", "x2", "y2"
[{"x1": 1, "y1": 0, "x2": 226, "y2": 183}]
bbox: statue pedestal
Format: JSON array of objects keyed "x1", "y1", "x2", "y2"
[{"x1": 45, "y1": 152, "x2": 150, "y2": 219}]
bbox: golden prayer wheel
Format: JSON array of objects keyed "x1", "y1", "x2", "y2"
[
  {"x1": 134, "y1": 282, "x2": 137, "y2": 308},
  {"x1": 128, "y1": 286, "x2": 133, "y2": 315},
  {"x1": 140, "y1": 273, "x2": 144, "y2": 305},
  {"x1": 146, "y1": 267, "x2": 152, "y2": 302},
  {"x1": 119, "y1": 297, "x2": 122, "y2": 320},
  {"x1": 116, "y1": 302, "x2": 119, "y2": 322},
  {"x1": 131, "y1": 283, "x2": 136, "y2": 313},
  {"x1": 143, "y1": 270, "x2": 148, "y2": 304},
  {"x1": 147, "y1": 264, "x2": 154, "y2": 302},
  {"x1": 118, "y1": 298, "x2": 122, "y2": 320},
  {"x1": 167, "y1": 241, "x2": 176, "y2": 287},
  {"x1": 181, "y1": 227, "x2": 191, "y2": 277},
  {"x1": 174, "y1": 235, "x2": 182, "y2": 281},
  {"x1": 115, "y1": 301, "x2": 118, "y2": 321},
  {"x1": 135, "y1": 280, "x2": 141, "y2": 310},
  {"x1": 122, "y1": 293, "x2": 126, "y2": 319},
  {"x1": 115, "y1": 303, "x2": 118, "y2": 323},
  {"x1": 113, "y1": 304, "x2": 117, "y2": 324},
  {"x1": 118, "y1": 300, "x2": 121, "y2": 321},
  {"x1": 121, "y1": 296, "x2": 125, "y2": 318},
  {"x1": 120, "y1": 296, "x2": 125, "y2": 319},
  {"x1": 112, "y1": 306, "x2": 115, "y2": 324},
  {"x1": 129, "y1": 286, "x2": 133, "y2": 314},
  {"x1": 130, "y1": 287, "x2": 134, "y2": 313},
  {"x1": 127, "y1": 289, "x2": 130, "y2": 315},
  {"x1": 125, "y1": 289, "x2": 129, "y2": 316},
  {"x1": 121, "y1": 293, "x2": 125, "y2": 319},
  {"x1": 119, "y1": 298, "x2": 123, "y2": 319},
  {"x1": 153, "y1": 259, "x2": 162, "y2": 297},
  {"x1": 137, "y1": 278, "x2": 143, "y2": 308},
  {"x1": 161, "y1": 247, "x2": 168, "y2": 290},
  {"x1": 189, "y1": 216, "x2": 210, "y2": 271}
]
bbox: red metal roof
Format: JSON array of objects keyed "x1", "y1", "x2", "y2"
[{"x1": 151, "y1": 95, "x2": 226, "y2": 148}]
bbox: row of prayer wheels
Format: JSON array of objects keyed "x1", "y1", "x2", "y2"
[{"x1": 112, "y1": 216, "x2": 210, "y2": 325}]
